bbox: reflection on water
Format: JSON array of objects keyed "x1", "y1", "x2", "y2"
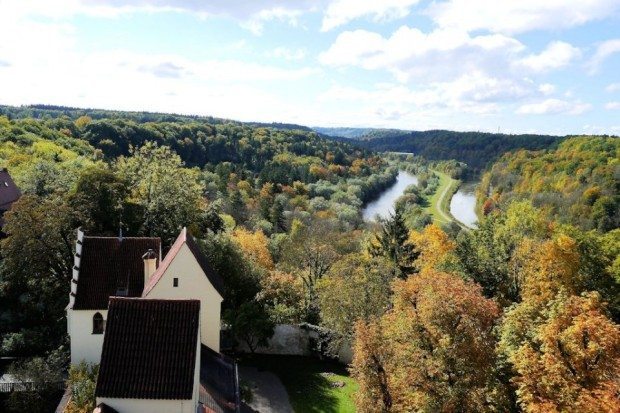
[
  {"x1": 450, "y1": 182, "x2": 478, "y2": 228},
  {"x1": 363, "y1": 171, "x2": 418, "y2": 222}
]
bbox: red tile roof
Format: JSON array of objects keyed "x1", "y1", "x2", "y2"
[
  {"x1": 95, "y1": 298, "x2": 200, "y2": 400},
  {"x1": 143, "y1": 228, "x2": 225, "y2": 298},
  {"x1": 73, "y1": 236, "x2": 161, "y2": 310}
]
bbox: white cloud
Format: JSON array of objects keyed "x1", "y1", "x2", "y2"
[
  {"x1": 516, "y1": 99, "x2": 592, "y2": 115},
  {"x1": 583, "y1": 124, "x2": 620, "y2": 135},
  {"x1": 0, "y1": 0, "x2": 316, "y2": 35},
  {"x1": 606, "y1": 83, "x2": 620, "y2": 93},
  {"x1": 605, "y1": 101, "x2": 620, "y2": 110},
  {"x1": 516, "y1": 41, "x2": 581, "y2": 72},
  {"x1": 538, "y1": 83, "x2": 555, "y2": 95},
  {"x1": 321, "y1": 0, "x2": 419, "y2": 31},
  {"x1": 427, "y1": 0, "x2": 620, "y2": 34},
  {"x1": 587, "y1": 39, "x2": 620, "y2": 73},
  {"x1": 319, "y1": 26, "x2": 524, "y2": 81},
  {"x1": 320, "y1": 72, "x2": 541, "y2": 117},
  {"x1": 267, "y1": 47, "x2": 306, "y2": 61}
]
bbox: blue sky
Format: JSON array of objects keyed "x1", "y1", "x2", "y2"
[{"x1": 0, "y1": 0, "x2": 619, "y2": 135}]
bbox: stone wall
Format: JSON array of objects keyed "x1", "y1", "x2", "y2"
[{"x1": 237, "y1": 324, "x2": 353, "y2": 364}]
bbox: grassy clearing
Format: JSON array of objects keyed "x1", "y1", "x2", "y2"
[
  {"x1": 423, "y1": 170, "x2": 460, "y2": 226},
  {"x1": 240, "y1": 355, "x2": 357, "y2": 413}
]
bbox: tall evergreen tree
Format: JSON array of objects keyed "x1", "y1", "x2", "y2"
[
  {"x1": 270, "y1": 198, "x2": 286, "y2": 233},
  {"x1": 369, "y1": 205, "x2": 419, "y2": 277}
]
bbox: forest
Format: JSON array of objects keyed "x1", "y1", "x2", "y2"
[
  {"x1": 0, "y1": 105, "x2": 618, "y2": 413},
  {"x1": 318, "y1": 128, "x2": 567, "y2": 174}
]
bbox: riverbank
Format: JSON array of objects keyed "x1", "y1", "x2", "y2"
[{"x1": 422, "y1": 171, "x2": 462, "y2": 227}]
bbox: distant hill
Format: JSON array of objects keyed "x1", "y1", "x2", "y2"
[
  {"x1": 0, "y1": 105, "x2": 312, "y2": 132},
  {"x1": 312, "y1": 126, "x2": 386, "y2": 139},
  {"x1": 315, "y1": 127, "x2": 566, "y2": 173}
]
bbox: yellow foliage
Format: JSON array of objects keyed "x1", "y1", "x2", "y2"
[
  {"x1": 408, "y1": 224, "x2": 455, "y2": 271},
  {"x1": 232, "y1": 228, "x2": 274, "y2": 270},
  {"x1": 510, "y1": 293, "x2": 620, "y2": 413},
  {"x1": 517, "y1": 235, "x2": 580, "y2": 304}
]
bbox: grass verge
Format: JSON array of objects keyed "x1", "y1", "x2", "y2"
[
  {"x1": 423, "y1": 170, "x2": 460, "y2": 227},
  {"x1": 240, "y1": 355, "x2": 357, "y2": 413}
]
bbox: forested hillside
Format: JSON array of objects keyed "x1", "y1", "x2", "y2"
[
  {"x1": 479, "y1": 137, "x2": 619, "y2": 232},
  {"x1": 318, "y1": 128, "x2": 565, "y2": 173},
  {"x1": 0, "y1": 106, "x2": 617, "y2": 413}
]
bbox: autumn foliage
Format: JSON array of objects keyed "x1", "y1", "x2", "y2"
[
  {"x1": 352, "y1": 270, "x2": 503, "y2": 412},
  {"x1": 509, "y1": 293, "x2": 620, "y2": 413}
]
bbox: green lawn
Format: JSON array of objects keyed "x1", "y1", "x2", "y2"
[{"x1": 240, "y1": 355, "x2": 357, "y2": 413}]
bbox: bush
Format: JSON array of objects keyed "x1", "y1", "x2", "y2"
[{"x1": 66, "y1": 362, "x2": 99, "y2": 413}]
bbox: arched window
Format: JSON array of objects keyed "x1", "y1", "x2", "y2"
[{"x1": 93, "y1": 312, "x2": 105, "y2": 334}]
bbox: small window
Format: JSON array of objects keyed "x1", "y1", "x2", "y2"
[
  {"x1": 92, "y1": 312, "x2": 105, "y2": 334},
  {"x1": 173, "y1": 277, "x2": 179, "y2": 287}
]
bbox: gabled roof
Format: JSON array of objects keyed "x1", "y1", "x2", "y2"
[
  {"x1": 73, "y1": 236, "x2": 161, "y2": 310},
  {"x1": 0, "y1": 169, "x2": 20, "y2": 211},
  {"x1": 95, "y1": 298, "x2": 200, "y2": 400},
  {"x1": 142, "y1": 228, "x2": 225, "y2": 298}
]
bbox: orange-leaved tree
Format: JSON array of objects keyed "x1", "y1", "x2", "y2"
[
  {"x1": 352, "y1": 270, "x2": 506, "y2": 412},
  {"x1": 509, "y1": 293, "x2": 620, "y2": 413}
]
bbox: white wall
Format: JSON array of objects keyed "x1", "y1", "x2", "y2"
[
  {"x1": 144, "y1": 244, "x2": 223, "y2": 352},
  {"x1": 68, "y1": 309, "x2": 107, "y2": 365},
  {"x1": 95, "y1": 397, "x2": 196, "y2": 413}
]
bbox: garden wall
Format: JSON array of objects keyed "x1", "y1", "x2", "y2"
[{"x1": 237, "y1": 324, "x2": 353, "y2": 364}]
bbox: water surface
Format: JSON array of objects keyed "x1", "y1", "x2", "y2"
[
  {"x1": 450, "y1": 181, "x2": 478, "y2": 228},
  {"x1": 363, "y1": 171, "x2": 418, "y2": 222}
]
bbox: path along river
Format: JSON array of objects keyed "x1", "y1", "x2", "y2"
[{"x1": 362, "y1": 170, "x2": 479, "y2": 228}]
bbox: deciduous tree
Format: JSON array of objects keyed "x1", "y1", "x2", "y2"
[{"x1": 352, "y1": 270, "x2": 505, "y2": 412}]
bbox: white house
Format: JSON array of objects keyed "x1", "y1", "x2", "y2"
[
  {"x1": 142, "y1": 227, "x2": 225, "y2": 352},
  {"x1": 67, "y1": 227, "x2": 225, "y2": 365},
  {"x1": 94, "y1": 298, "x2": 201, "y2": 413},
  {"x1": 66, "y1": 229, "x2": 161, "y2": 365},
  {"x1": 67, "y1": 227, "x2": 238, "y2": 412}
]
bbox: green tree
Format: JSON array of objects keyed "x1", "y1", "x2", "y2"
[
  {"x1": 270, "y1": 197, "x2": 286, "y2": 233},
  {"x1": 0, "y1": 195, "x2": 80, "y2": 356},
  {"x1": 115, "y1": 142, "x2": 203, "y2": 246},
  {"x1": 369, "y1": 205, "x2": 419, "y2": 277},
  {"x1": 317, "y1": 253, "x2": 395, "y2": 347},
  {"x1": 226, "y1": 301, "x2": 275, "y2": 353},
  {"x1": 69, "y1": 164, "x2": 131, "y2": 235},
  {"x1": 4, "y1": 353, "x2": 66, "y2": 413}
]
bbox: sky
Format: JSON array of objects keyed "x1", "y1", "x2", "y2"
[{"x1": 0, "y1": 0, "x2": 619, "y2": 135}]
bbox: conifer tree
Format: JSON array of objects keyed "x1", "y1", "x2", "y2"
[{"x1": 369, "y1": 205, "x2": 419, "y2": 277}]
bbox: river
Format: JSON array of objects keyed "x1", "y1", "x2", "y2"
[
  {"x1": 450, "y1": 181, "x2": 478, "y2": 228},
  {"x1": 362, "y1": 170, "x2": 479, "y2": 228},
  {"x1": 362, "y1": 171, "x2": 418, "y2": 222}
]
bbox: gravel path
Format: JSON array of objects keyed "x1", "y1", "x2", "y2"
[{"x1": 239, "y1": 366, "x2": 294, "y2": 413}]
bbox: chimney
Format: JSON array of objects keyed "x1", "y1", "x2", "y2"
[{"x1": 142, "y1": 249, "x2": 157, "y2": 285}]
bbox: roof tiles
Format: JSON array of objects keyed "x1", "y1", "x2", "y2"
[
  {"x1": 95, "y1": 298, "x2": 200, "y2": 400},
  {"x1": 73, "y1": 236, "x2": 161, "y2": 310}
]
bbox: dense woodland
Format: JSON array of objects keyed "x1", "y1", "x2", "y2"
[
  {"x1": 479, "y1": 137, "x2": 619, "y2": 232},
  {"x1": 319, "y1": 128, "x2": 567, "y2": 174},
  {"x1": 0, "y1": 106, "x2": 617, "y2": 413}
]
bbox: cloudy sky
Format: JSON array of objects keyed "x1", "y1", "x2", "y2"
[{"x1": 1, "y1": 0, "x2": 619, "y2": 134}]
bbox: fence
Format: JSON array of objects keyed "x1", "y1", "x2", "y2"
[
  {"x1": 0, "y1": 380, "x2": 65, "y2": 393},
  {"x1": 200, "y1": 345, "x2": 240, "y2": 413}
]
